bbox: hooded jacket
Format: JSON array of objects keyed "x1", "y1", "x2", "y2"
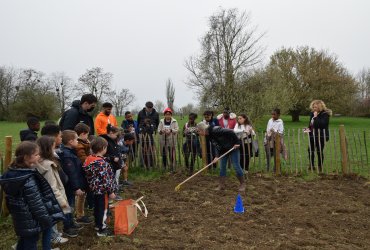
[
  {"x1": 100, "y1": 134, "x2": 123, "y2": 171},
  {"x1": 0, "y1": 167, "x2": 64, "y2": 237},
  {"x1": 59, "y1": 100, "x2": 95, "y2": 135},
  {"x1": 95, "y1": 111, "x2": 118, "y2": 135},
  {"x1": 207, "y1": 126, "x2": 240, "y2": 155}
]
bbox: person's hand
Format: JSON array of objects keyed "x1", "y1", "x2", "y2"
[
  {"x1": 233, "y1": 144, "x2": 240, "y2": 149},
  {"x1": 75, "y1": 189, "x2": 84, "y2": 196},
  {"x1": 109, "y1": 193, "x2": 116, "y2": 199},
  {"x1": 211, "y1": 157, "x2": 219, "y2": 164},
  {"x1": 114, "y1": 157, "x2": 119, "y2": 162},
  {"x1": 303, "y1": 128, "x2": 310, "y2": 133},
  {"x1": 123, "y1": 164, "x2": 128, "y2": 171},
  {"x1": 313, "y1": 111, "x2": 318, "y2": 117}
]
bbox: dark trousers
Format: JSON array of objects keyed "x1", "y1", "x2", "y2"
[
  {"x1": 183, "y1": 140, "x2": 199, "y2": 173},
  {"x1": 240, "y1": 143, "x2": 252, "y2": 171},
  {"x1": 94, "y1": 194, "x2": 109, "y2": 231},
  {"x1": 86, "y1": 190, "x2": 94, "y2": 209},
  {"x1": 206, "y1": 139, "x2": 217, "y2": 168},
  {"x1": 63, "y1": 191, "x2": 75, "y2": 230},
  {"x1": 308, "y1": 136, "x2": 325, "y2": 171},
  {"x1": 162, "y1": 146, "x2": 175, "y2": 170},
  {"x1": 17, "y1": 227, "x2": 52, "y2": 250}
]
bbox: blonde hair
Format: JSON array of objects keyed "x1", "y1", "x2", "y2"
[{"x1": 309, "y1": 100, "x2": 332, "y2": 116}]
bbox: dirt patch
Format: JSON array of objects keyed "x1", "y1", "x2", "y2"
[{"x1": 2, "y1": 174, "x2": 370, "y2": 249}]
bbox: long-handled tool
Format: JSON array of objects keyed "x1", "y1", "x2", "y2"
[{"x1": 175, "y1": 147, "x2": 235, "y2": 192}]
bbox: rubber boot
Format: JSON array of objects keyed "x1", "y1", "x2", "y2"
[
  {"x1": 215, "y1": 176, "x2": 226, "y2": 191},
  {"x1": 237, "y1": 175, "x2": 246, "y2": 192}
]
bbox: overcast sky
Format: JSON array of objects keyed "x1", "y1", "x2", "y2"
[{"x1": 1, "y1": 0, "x2": 369, "y2": 110}]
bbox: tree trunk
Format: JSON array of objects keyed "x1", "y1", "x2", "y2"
[{"x1": 291, "y1": 110, "x2": 300, "y2": 122}]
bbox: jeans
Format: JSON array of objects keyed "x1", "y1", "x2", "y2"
[
  {"x1": 17, "y1": 227, "x2": 52, "y2": 250},
  {"x1": 219, "y1": 149, "x2": 244, "y2": 177}
]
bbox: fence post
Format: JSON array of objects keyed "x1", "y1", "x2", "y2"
[
  {"x1": 275, "y1": 133, "x2": 281, "y2": 175},
  {"x1": 1, "y1": 136, "x2": 12, "y2": 217},
  {"x1": 339, "y1": 125, "x2": 348, "y2": 175},
  {"x1": 199, "y1": 135, "x2": 207, "y2": 171}
]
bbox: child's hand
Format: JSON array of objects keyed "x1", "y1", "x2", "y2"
[
  {"x1": 75, "y1": 189, "x2": 84, "y2": 196},
  {"x1": 114, "y1": 157, "x2": 119, "y2": 162},
  {"x1": 109, "y1": 193, "x2": 116, "y2": 199}
]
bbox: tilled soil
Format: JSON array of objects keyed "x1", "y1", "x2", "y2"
[{"x1": 2, "y1": 174, "x2": 370, "y2": 249}]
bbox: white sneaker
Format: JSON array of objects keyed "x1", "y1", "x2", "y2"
[{"x1": 51, "y1": 236, "x2": 69, "y2": 244}]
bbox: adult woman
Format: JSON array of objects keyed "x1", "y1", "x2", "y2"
[{"x1": 304, "y1": 100, "x2": 332, "y2": 172}]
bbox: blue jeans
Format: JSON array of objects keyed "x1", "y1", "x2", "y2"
[
  {"x1": 17, "y1": 227, "x2": 52, "y2": 250},
  {"x1": 219, "y1": 149, "x2": 244, "y2": 177}
]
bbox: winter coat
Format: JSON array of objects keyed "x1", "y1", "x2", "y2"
[
  {"x1": 217, "y1": 113, "x2": 237, "y2": 129},
  {"x1": 121, "y1": 119, "x2": 139, "y2": 135},
  {"x1": 94, "y1": 112, "x2": 118, "y2": 136},
  {"x1": 36, "y1": 159, "x2": 70, "y2": 214},
  {"x1": 83, "y1": 155, "x2": 117, "y2": 195},
  {"x1": 100, "y1": 134, "x2": 123, "y2": 171},
  {"x1": 19, "y1": 128, "x2": 38, "y2": 142},
  {"x1": 207, "y1": 126, "x2": 240, "y2": 155},
  {"x1": 308, "y1": 111, "x2": 330, "y2": 141},
  {"x1": 59, "y1": 100, "x2": 95, "y2": 135},
  {"x1": 75, "y1": 138, "x2": 91, "y2": 164},
  {"x1": 57, "y1": 145, "x2": 87, "y2": 196},
  {"x1": 158, "y1": 118, "x2": 179, "y2": 149},
  {"x1": 0, "y1": 167, "x2": 64, "y2": 237},
  {"x1": 137, "y1": 107, "x2": 160, "y2": 130}
]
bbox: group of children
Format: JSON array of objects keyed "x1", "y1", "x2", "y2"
[{"x1": 0, "y1": 120, "x2": 136, "y2": 249}]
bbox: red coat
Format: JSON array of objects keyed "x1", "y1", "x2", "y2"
[{"x1": 217, "y1": 113, "x2": 237, "y2": 129}]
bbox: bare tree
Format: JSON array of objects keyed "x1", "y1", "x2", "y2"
[
  {"x1": 48, "y1": 72, "x2": 75, "y2": 115},
  {"x1": 357, "y1": 68, "x2": 370, "y2": 100},
  {"x1": 78, "y1": 67, "x2": 113, "y2": 102},
  {"x1": 154, "y1": 100, "x2": 165, "y2": 113},
  {"x1": 166, "y1": 78, "x2": 175, "y2": 110},
  {"x1": 0, "y1": 66, "x2": 18, "y2": 119},
  {"x1": 185, "y1": 8, "x2": 265, "y2": 110},
  {"x1": 108, "y1": 88, "x2": 135, "y2": 116}
]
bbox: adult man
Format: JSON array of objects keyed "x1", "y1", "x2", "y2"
[
  {"x1": 95, "y1": 102, "x2": 118, "y2": 135},
  {"x1": 197, "y1": 122, "x2": 246, "y2": 192},
  {"x1": 59, "y1": 94, "x2": 97, "y2": 135},
  {"x1": 137, "y1": 101, "x2": 160, "y2": 131}
]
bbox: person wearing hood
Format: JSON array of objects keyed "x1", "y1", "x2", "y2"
[
  {"x1": 0, "y1": 141, "x2": 64, "y2": 250},
  {"x1": 217, "y1": 108, "x2": 237, "y2": 129},
  {"x1": 95, "y1": 102, "x2": 118, "y2": 135},
  {"x1": 137, "y1": 101, "x2": 160, "y2": 131},
  {"x1": 59, "y1": 94, "x2": 97, "y2": 135},
  {"x1": 20, "y1": 117, "x2": 40, "y2": 142},
  {"x1": 264, "y1": 108, "x2": 286, "y2": 171}
]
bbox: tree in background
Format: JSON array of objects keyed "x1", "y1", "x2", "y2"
[
  {"x1": 266, "y1": 46, "x2": 357, "y2": 121},
  {"x1": 355, "y1": 68, "x2": 370, "y2": 116},
  {"x1": 185, "y1": 8, "x2": 265, "y2": 111},
  {"x1": 48, "y1": 72, "x2": 75, "y2": 116},
  {"x1": 166, "y1": 78, "x2": 175, "y2": 110},
  {"x1": 0, "y1": 66, "x2": 18, "y2": 120},
  {"x1": 78, "y1": 67, "x2": 113, "y2": 103},
  {"x1": 154, "y1": 100, "x2": 165, "y2": 113},
  {"x1": 108, "y1": 88, "x2": 135, "y2": 116}
]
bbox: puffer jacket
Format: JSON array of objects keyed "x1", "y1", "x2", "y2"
[
  {"x1": 100, "y1": 134, "x2": 123, "y2": 171},
  {"x1": 207, "y1": 126, "x2": 240, "y2": 155},
  {"x1": 137, "y1": 107, "x2": 160, "y2": 130},
  {"x1": 308, "y1": 111, "x2": 330, "y2": 141},
  {"x1": 36, "y1": 159, "x2": 70, "y2": 214},
  {"x1": 57, "y1": 144, "x2": 88, "y2": 196},
  {"x1": 0, "y1": 167, "x2": 64, "y2": 237},
  {"x1": 158, "y1": 118, "x2": 179, "y2": 149},
  {"x1": 59, "y1": 100, "x2": 95, "y2": 135}
]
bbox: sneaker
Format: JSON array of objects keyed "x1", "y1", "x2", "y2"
[
  {"x1": 97, "y1": 228, "x2": 114, "y2": 237},
  {"x1": 51, "y1": 236, "x2": 69, "y2": 244},
  {"x1": 114, "y1": 195, "x2": 123, "y2": 201},
  {"x1": 75, "y1": 216, "x2": 93, "y2": 225},
  {"x1": 121, "y1": 180, "x2": 132, "y2": 186},
  {"x1": 12, "y1": 243, "x2": 17, "y2": 250},
  {"x1": 71, "y1": 223, "x2": 84, "y2": 230},
  {"x1": 63, "y1": 228, "x2": 78, "y2": 238}
]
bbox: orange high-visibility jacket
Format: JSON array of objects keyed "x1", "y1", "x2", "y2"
[{"x1": 95, "y1": 112, "x2": 118, "y2": 135}]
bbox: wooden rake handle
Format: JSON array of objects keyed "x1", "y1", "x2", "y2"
[{"x1": 174, "y1": 147, "x2": 235, "y2": 191}]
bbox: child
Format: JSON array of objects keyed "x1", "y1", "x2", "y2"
[
  {"x1": 182, "y1": 113, "x2": 200, "y2": 175},
  {"x1": 83, "y1": 137, "x2": 117, "y2": 237},
  {"x1": 202, "y1": 110, "x2": 219, "y2": 169},
  {"x1": 100, "y1": 125, "x2": 124, "y2": 200},
  {"x1": 36, "y1": 136, "x2": 70, "y2": 244},
  {"x1": 121, "y1": 111, "x2": 139, "y2": 159},
  {"x1": 158, "y1": 107, "x2": 179, "y2": 171},
  {"x1": 264, "y1": 108, "x2": 286, "y2": 171},
  {"x1": 139, "y1": 117, "x2": 155, "y2": 168},
  {"x1": 0, "y1": 141, "x2": 64, "y2": 250},
  {"x1": 19, "y1": 117, "x2": 40, "y2": 142},
  {"x1": 74, "y1": 123, "x2": 94, "y2": 224},
  {"x1": 57, "y1": 130, "x2": 87, "y2": 237},
  {"x1": 118, "y1": 133, "x2": 135, "y2": 187},
  {"x1": 234, "y1": 114, "x2": 256, "y2": 172}
]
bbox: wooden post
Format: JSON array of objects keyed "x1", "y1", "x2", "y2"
[
  {"x1": 275, "y1": 133, "x2": 281, "y2": 175},
  {"x1": 1, "y1": 136, "x2": 12, "y2": 217},
  {"x1": 339, "y1": 125, "x2": 348, "y2": 175},
  {"x1": 199, "y1": 135, "x2": 207, "y2": 172}
]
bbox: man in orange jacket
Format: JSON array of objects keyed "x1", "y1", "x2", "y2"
[{"x1": 95, "y1": 102, "x2": 118, "y2": 135}]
